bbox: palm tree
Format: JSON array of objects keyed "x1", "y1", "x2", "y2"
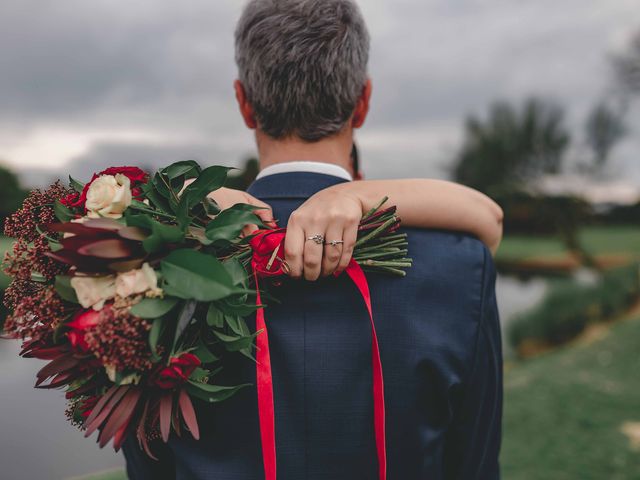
[{"x1": 452, "y1": 98, "x2": 570, "y2": 195}]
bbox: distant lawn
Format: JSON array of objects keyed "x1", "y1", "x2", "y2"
[
  {"x1": 0, "y1": 236, "x2": 13, "y2": 289},
  {"x1": 71, "y1": 470, "x2": 125, "y2": 480},
  {"x1": 580, "y1": 226, "x2": 640, "y2": 258},
  {"x1": 497, "y1": 225, "x2": 640, "y2": 263},
  {"x1": 497, "y1": 235, "x2": 568, "y2": 261},
  {"x1": 502, "y1": 314, "x2": 640, "y2": 479}
]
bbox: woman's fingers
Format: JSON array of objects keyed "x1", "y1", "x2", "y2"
[
  {"x1": 251, "y1": 198, "x2": 276, "y2": 228},
  {"x1": 283, "y1": 221, "x2": 305, "y2": 279},
  {"x1": 302, "y1": 228, "x2": 325, "y2": 281},
  {"x1": 336, "y1": 221, "x2": 358, "y2": 275},
  {"x1": 321, "y1": 223, "x2": 344, "y2": 277}
]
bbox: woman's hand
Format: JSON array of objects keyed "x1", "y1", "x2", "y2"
[
  {"x1": 206, "y1": 187, "x2": 275, "y2": 236},
  {"x1": 284, "y1": 188, "x2": 363, "y2": 281}
]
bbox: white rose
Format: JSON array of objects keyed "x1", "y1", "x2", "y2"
[
  {"x1": 115, "y1": 263, "x2": 161, "y2": 298},
  {"x1": 70, "y1": 275, "x2": 116, "y2": 310},
  {"x1": 85, "y1": 174, "x2": 132, "y2": 218}
]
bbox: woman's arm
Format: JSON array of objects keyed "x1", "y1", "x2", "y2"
[
  {"x1": 332, "y1": 179, "x2": 504, "y2": 252},
  {"x1": 282, "y1": 179, "x2": 503, "y2": 281}
]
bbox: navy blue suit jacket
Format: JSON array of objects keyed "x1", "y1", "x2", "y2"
[{"x1": 123, "y1": 172, "x2": 502, "y2": 479}]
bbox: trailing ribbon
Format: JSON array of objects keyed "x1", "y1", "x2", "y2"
[{"x1": 250, "y1": 230, "x2": 387, "y2": 480}]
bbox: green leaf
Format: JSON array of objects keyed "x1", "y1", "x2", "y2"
[
  {"x1": 149, "y1": 317, "x2": 165, "y2": 359},
  {"x1": 160, "y1": 249, "x2": 236, "y2": 301},
  {"x1": 225, "y1": 315, "x2": 251, "y2": 337},
  {"x1": 205, "y1": 204, "x2": 264, "y2": 244},
  {"x1": 186, "y1": 381, "x2": 250, "y2": 403},
  {"x1": 223, "y1": 258, "x2": 250, "y2": 287},
  {"x1": 141, "y1": 183, "x2": 172, "y2": 213},
  {"x1": 126, "y1": 214, "x2": 185, "y2": 253},
  {"x1": 173, "y1": 299, "x2": 198, "y2": 348},
  {"x1": 192, "y1": 343, "x2": 218, "y2": 364},
  {"x1": 69, "y1": 176, "x2": 85, "y2": 193},
  {"x1": 189, "y1": 366, "x2": 211, "y2": 382},
  {"x1": 162, "y1": 160, "x2": 202, "y2": 180},
  {"x1": 206, "y1": 303, "x2": 225, "y2": 328},
  {"x1": 54, "y1": 200, "x2": 74, "y2": 222},
  {"x1": 218, "y1": 295, "x2": 261, "y2": 316},
  {"x1": 130, "y1": 297, "x2": 179, "y2": 319},
  {"x1": 55, "y1": 276, "x2": 78, "y2": 303},
  {"x1": 213, "y1": 330, "x2": 256, "y2": 352},
  {"x1": 176, "y1": 166, "x2": 231, "y2": 227}
]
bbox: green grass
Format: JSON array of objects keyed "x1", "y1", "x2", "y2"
[
  {"x1": 70, "y1": 470, "x2": 126, "y2": 480},
  {"x1": 497, "y1": 235, "x2": 568, "y2": 261},
  {"x1": 580, "y1": 226, "x2": 640, "y2": 258},
  {"x1": 0, "y1": 236, "x2": 13, "y2": 289},
  {"x1": 502, "y1": 315, "x2": 640, "y2": 479},
  {"x1": 497, "y1": 225, "x2": 640, "y2": 262}
]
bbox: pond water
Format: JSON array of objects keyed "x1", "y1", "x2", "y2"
[
  {"x1": 0, "y1": 273, "x2": 546, "y2": 479},
  {"x1": 0, "y1": 342, "x2": 124, "y2": 480}
]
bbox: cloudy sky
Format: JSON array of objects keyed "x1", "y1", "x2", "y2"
[{"x1": 0, "y1": 0, "x2": 639, "y2": 187}]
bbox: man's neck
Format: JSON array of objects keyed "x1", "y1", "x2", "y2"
[{"x1": 255, "y1": 128, "x2": 354, "y2": 177}]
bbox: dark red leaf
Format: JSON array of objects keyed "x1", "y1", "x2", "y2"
[
  {"x1": 178, "y1": 389, "x2": 200, "y2": 440},
  {"x1": 35, "y1": 371, "x2": 76, "y2": 389},
  {"x1": 46, "y1": 222, "x2": 116, "y2": 236},
  {"x1": 83, "y1": 218, "x2": 123, "y2": 231},
  {"x1": 36, "y1": 354, "x2": 78, "y2": 382},
  {"x1": 159, "y1": 393, "x2": 173, "y2": 443},
  {"x1": 60, "y1": 234, "x2": 114, "y2": 252},
  {"x1": 98, "y1": 388, "x2": 142, "y2": 448},
  {"x1": 85, "y1": 386, "x2": 130, "y2": 437},
  {"x1": 108, "y1": 259, "x2": 145, "y2": 273},
  {"x1": 172, "y1": 404, "x2": 182, "y2": 438},
  {"x1": 117, "y1": 226, "x2": 148, "y2": 241},
  {"x1": 84, "y1": 385, "x2": 118, "y2": 427},
  {"x1": 77, "y1": 239, "x2": 137, "y2": 259},
  {"x1": 136, "y1": 399, "x2": 159, "y2": 460},
  {"x1": 45, "y1": 249, "x2": 111, "y2": 272}
]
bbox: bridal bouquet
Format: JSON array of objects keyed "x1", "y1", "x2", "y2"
[{"x1": 2, "y1": 161, "x2": 411, "y2": 457}]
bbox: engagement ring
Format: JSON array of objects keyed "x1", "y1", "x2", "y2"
[
  {"x1": 307, "y1": 234, "x2": 325, "y2": 245},
  {"x1": 326, "y1": 240, "x2": 344, "y2": 247}
]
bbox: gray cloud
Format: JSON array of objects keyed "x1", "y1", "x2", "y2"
[{"x1": 0, "y1": 0, "x2": 638, "y2": 185}]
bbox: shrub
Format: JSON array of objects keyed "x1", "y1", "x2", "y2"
[{"x1": 508, "y1": 264, "x2": 640, "y2": 355}]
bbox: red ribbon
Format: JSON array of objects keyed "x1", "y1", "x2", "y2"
[{"x1": 250, "y1": 230, "x2": 386, "y2": 480}]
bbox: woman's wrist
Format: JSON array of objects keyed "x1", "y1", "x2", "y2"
[{"x1": 327, "y1": 181, "x2": 370, "y2": 216}]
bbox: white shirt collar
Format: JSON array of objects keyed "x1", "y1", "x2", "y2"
[{"x1": 256, "y1": 161, "x2": 352, "y2": 181}]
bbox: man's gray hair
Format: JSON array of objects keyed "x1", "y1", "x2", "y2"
[{"x1": 234, "y1": 0, "x2": 370, "y2": 142}]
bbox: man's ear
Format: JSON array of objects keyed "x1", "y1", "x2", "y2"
[
  {"x1": 234, "y1": 80, "x2": 258, "y2": 129},
  {"x1": 351, "y1": 78, "x2": 372, "y2": 129}
]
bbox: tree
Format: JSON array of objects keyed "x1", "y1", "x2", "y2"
[
  {"x1": 452, "y1": 98, "x2": 570, "y2": 195},
  {"x1": 613, "y1": 30, "x2": 640, "y2": 97},
  {"x1": 584, "y1": 101, "x2": 626, "y2": 171},
  {"x1": 225, "y1": 157, "x2": 260, "y2": 191},
  {"x1": 0, "y1": 164, "x2": 28, "y2": 221}
]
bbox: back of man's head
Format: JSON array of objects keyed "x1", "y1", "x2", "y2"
[{"x1": 234, "y1": 0, "x2": 370, "y2": 142}]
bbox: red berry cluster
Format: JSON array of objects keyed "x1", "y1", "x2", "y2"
[
  {"x1": 4, "y1": 181, "x2": 72, "y2": 241},
  {"x1": 3, "y1": 286, "x2": 71, "y2": 343},
  {"x1": 84, "y1": 306, "x2": 154, "y2": 374}
]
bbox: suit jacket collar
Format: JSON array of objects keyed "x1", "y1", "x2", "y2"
[{"x1": 246, "y1": 172, "x2": 350, "y2": 200}]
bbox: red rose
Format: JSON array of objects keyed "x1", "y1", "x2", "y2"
[
  {"x1": 153, "y1": 353, "x2": 201, "y2": 390},
  {"x1": 249, "y1": 229, "x2": 287, "y2": 278},
  {"x1": 60, "y1": 192, "x2": 82, "y2": 208},
  {"x1": 99, "y1": 166, "x2": 149, "y2": 185},
  {"x1": 63, "y1": 166, "x2": 149, "y2": 210},
  {"x1": 66, "y1": 309, "x2": 101, "y2": 353}
]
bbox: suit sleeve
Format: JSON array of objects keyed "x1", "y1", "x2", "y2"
[
  {"x1": 122, "y1": 436, "x2": 176, "y2": 480},
  {"x1": 443, "y1": 248, "x2": 503, "y2": 479}
]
